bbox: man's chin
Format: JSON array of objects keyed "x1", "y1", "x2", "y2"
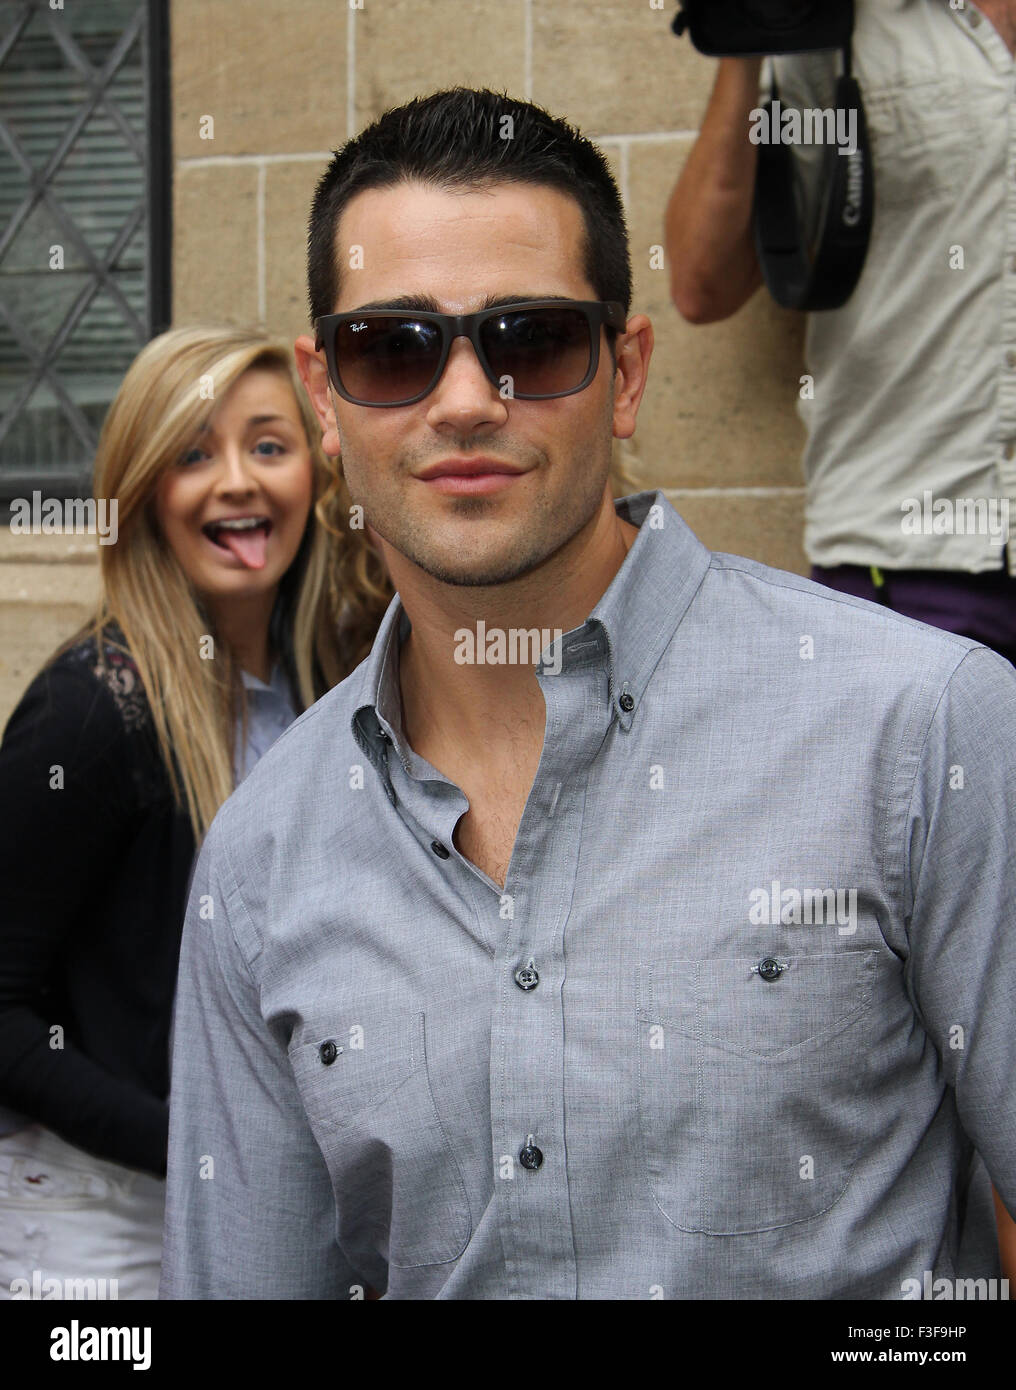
[{"x1": 411, "y1": 553, "x2": 544, "y2": 588}]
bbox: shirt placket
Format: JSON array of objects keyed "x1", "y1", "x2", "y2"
[{"x1": 484, "y1": 633, "x2": 611, "y2": 1300}]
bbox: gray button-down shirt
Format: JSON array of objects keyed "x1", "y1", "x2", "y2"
[{"x1": 161, "y1": 490, "x2": 1016, "y2": 1299}]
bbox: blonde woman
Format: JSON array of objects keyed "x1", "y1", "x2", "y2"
[{"x1": 0, "y1": 326, "x2": 391, "y2": 1299}]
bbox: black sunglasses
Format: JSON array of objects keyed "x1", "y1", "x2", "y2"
[{"x1": 314, "y1": 299, "x2": 627, "y2": 407}]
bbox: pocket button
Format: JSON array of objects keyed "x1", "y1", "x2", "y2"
[{"x1": 757, "y1": 957, "x2": 786, "y2": 982}]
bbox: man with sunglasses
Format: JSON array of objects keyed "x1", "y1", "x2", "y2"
[{"x1": 161, "y1": 87, "x2": 1016, "y2": 1301}]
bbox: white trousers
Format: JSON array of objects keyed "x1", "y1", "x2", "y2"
[{"x1": 0, "y1": 1124, "x2": 164, "y2": 1300}]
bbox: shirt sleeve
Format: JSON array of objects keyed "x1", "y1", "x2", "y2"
[
  {"x1": 159, "y1": 814, "x2": 359, "y2": 1299},
  {"x1": 902, "y1": 646, "x2": 1016, "y2": 1218},
  {"x1": 0, "y1": 659, "x2": 169, "y2": 1173}
]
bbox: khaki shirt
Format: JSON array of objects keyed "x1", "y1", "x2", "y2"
[{"x1": 770, "y1": 0, "x2": 1016, "y2": 572}]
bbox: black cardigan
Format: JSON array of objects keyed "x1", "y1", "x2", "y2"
[{"x1": 0, "y1": 630, "x2": 195, "y2": 1175}]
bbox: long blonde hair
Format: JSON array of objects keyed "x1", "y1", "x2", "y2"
[{"x1": 61, "y1": 325, "x2": 391, "y2": 842}]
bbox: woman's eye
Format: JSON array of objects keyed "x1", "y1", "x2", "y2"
[
  {"x1": 180, "y1": 446, "x2": 206, "y2": 466},
  {"x1": 253, "y1": 440, "x2": 285, "y2": 456}
]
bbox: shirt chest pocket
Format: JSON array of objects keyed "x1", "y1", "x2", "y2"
[
  {"x1": 288, "y1": 1008, "x2": 471, "y2": 1270},
  {"x1": 636, "y1": 951, "x2": 877, "y2": 1236},
  {"x1": 864, "y1": 81, "x2": 972, "y2": 215}
]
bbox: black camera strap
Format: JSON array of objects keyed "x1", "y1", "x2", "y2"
[
  {"x1": 752, "y1": 41, "x2": 874, "y2": 311},
  {"x1": 672, "y1": 2, "x2": 874, "y2": 311}
]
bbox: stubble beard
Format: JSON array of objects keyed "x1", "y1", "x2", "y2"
[{"x1": 342, "y1": 443, "x2": 612, "y2": 590}]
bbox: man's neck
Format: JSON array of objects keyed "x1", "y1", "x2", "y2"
[{"x1": 393, "y1": 495, "x2": 640, "y2": 767}]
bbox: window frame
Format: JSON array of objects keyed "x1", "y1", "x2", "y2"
[{"x1": 0, "y1": 0, "x2": 171, "y2": 504}]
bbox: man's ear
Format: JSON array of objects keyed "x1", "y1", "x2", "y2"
[
  {"x1": 611, "y1": 314, "x2": 653, "y2": 442},
  {"x1": 294, "y1": 334, "x2": 341, "y2": 457}
]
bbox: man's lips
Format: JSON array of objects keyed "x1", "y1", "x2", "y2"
[
  {"x1": 415, "y1": 458, "x2": 526, "y2": 480},
  {"x1": 415, "y1": 458, "x2": 528, "y2": 496}
]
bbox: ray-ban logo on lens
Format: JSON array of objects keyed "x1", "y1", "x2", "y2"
[{"x1": 453, "y1": 621, "x2": 564, "y2": 675}]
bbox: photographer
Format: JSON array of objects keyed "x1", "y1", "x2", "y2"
[
  {"x1": 667, "y1": 0, "x2": 1016, "y2": 665},
  {"x1": 666, "y1": 0, "x2": 1016, "y2": 1285}
]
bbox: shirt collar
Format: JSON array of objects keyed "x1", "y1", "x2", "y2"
[
  {"x1": 351, "y1": 489, "x2": 712, "y2": 768},
  {"x1": 589, "y1": 488, "x2": 711, "y2": 729}
]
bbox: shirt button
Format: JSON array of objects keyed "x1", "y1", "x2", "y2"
[
  {"x1": 519, "y1": 1142, "x2": 544, "y2": 1170},
  {"x1": 757, "y1": 957, "x2": 785, "y2": 983},
  {"x1": 514, "y1": 963, "x2": 539, "y2": 991},
  {"x1": 430, "y1": 840, "x2": 450, "y2": 859},
  {"x1": 1004, "y1": 442, "x2": 1016, "y2": 461},
  {"x1": 1007, "y1": 350, "x2": 1016, "y2": 371},
  {"x1": 619, "y1": 692, "x2": 635, "y2": 713},
  {"x1": 318, "y1": 1039, "x2": 341, "y2": 1064}
]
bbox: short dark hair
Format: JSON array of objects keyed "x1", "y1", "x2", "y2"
[{"x1": 307, "y1": 87, "x2": 632, "y2": 329}]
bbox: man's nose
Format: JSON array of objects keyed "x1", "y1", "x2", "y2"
[{"x1": 424, "y1": 335, "x2": 508, "y2": 429}]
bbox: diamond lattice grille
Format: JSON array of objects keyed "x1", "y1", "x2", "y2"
[{"x1": 0, "y1": 0, "x2": 157, "y2": 492}]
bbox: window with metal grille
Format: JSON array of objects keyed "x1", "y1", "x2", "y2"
[{"x1": 0, "y1": 0, "x2": 169, "y2": 501}]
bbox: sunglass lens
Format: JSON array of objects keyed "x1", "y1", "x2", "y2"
[
  {"x1": 481, "y1": 307, "x2": 592, "y2": 397},
  {"x1": 334, "y1": 317, "x2": 442, "y2": 403}
]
